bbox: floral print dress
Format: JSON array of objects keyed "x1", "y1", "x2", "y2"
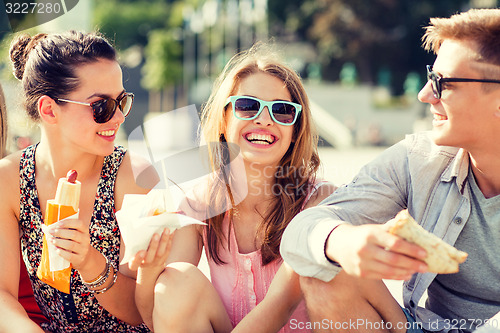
[{"x1": 18, "y1": 144, "x2": 149, "y2": 333}]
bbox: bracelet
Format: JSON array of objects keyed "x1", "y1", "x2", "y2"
[
  {"x1": 81, "y1": 255, "x2": 111, "y2": 288},
  {"x1": 93, "y1": 264, "x2": 118, "y2": 295},
  {"x1": 324, "y1": 225, "x2": 342, "y2": 267},
  {"x1": 83, "y1": 255, "x2": 109, "y2": 284}
]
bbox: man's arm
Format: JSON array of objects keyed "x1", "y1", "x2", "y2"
[
  {"x1": 281, "y1": 139, "x2": 427, "y2": 281},
  {"x1": 280, "y1": 206, "x2": 346, "y2": 281}
]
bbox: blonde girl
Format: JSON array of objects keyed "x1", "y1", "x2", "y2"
[{"x1": 132, "y1": 44, "x2": 336, "y2": 332}]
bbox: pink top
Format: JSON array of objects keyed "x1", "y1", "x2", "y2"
[{"x1": 204, "y1": 182, "x2": 326, "y2": 332}]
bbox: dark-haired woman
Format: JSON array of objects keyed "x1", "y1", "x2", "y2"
[{"x1": 0, "y1": 31, "x2": 159, "y2": 332}]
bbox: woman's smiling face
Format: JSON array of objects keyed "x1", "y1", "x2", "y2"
[
  {"x1": 224, "y1": 72, "x2": 295, "y2": 169},
  {"x1": 56, "y1": 58, "x2": 126, "y2": 156}
]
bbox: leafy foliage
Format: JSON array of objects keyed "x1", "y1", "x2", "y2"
[
  {"x1": 268, "y1": 0, "x2": 471, "y2": 94},
  {"x1": 93, "y1": 0, "x2": 171, "y2": 50},
  {"x1": 142, "y1": 30, "x2": 183, "y2": 91},
  {"x1": 93, "y1": 0, "x2": 186, "y2": 91},
  {"x1": 0, "y1": 0, "x2": 482, "y2": 94}
]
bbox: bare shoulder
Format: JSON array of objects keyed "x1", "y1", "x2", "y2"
[
  {"x1": 0, "y1": 151, "x2": 22, "y2": 235},
  {"x1": 304, "y1": 181, "x2": 337, "y2": 209},
  {"x1": 115, "y1": 150, "x2": 159, "y2": 209},
  {"x1": 177, "y1": 176, "x2": 213, "y2": 221},
  {"x1": 0, "y1": 150, "x2": 22, "y2": 175},
  {"x1": 0, "y1": 151, "x2": 22, "y2": 209},
  {"x1": 0, "y1": 152, "x2": 23, "y2": 293}
]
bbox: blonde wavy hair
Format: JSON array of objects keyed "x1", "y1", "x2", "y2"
[
  {"x1": 422, "y1": 8, "x2": 500, "y2": 66},
  {"x1": 200, "y1": 43, "x2": 320, "y2": 265}
]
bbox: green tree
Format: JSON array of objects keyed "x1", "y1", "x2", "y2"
[
  {"x1": 93, "y1": 0, "x2": 171, "y2": 51},
  {"x1": 269, "y1": 0, "x2": 471, "y2": 94},
  {"x1": 142, "y1": 30, "x2": 183, "y2": 91},
  {"x1": 94, "y1": 0, "x2": 186, "y2": 99}
]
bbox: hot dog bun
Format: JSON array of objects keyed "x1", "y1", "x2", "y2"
[{"x1": 37, "y1": 170, "x2": 81, "y2": 293}]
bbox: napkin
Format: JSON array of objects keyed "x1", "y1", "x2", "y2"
[
  {"x1": 116, "y1": 189, "x2": 206, "y2": 265},
  {"x1": 40, "y1": 212, "x2": 78, "y2": 271}
]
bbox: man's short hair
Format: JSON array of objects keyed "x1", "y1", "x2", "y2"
[{"x1": 422, "y1": 8, "x2": 500, "y2": 67}]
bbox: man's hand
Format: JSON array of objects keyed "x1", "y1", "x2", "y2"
[{"x1": 325, "y1": 224, "x2": 428, "y2": 280}]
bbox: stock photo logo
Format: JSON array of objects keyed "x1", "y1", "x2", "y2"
[{"x1": 1, "y1": 0, "x2": 78, "y2": 32}]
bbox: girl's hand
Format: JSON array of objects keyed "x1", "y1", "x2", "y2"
[
  {"x1": 129, "y1": 228, "x2": 174, "y2": 274},
  {"x1": 49, "y1": 218, "x2": 91, "y2": 270}
]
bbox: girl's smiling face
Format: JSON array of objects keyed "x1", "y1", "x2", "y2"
[{"x1": 224, "y1": 72, "x2": 296, "y2": 169}]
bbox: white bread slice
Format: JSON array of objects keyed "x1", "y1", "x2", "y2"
[{"x1": 385, "y1": 210, "x2": 468, "y2": 274}]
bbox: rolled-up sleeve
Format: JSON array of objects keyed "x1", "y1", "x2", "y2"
[
  {"x1": 281, "y1": 206, "x2": 344, "y2": 282},
  {"x1": 281, "y1": 138, "x2": 411, "y2": 282}
]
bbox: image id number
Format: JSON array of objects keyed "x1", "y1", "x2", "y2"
[{"x1": 5, "y1": 2, "x2": 62, "y2": 14}]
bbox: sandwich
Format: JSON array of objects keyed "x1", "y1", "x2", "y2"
[{"x1": 385, "y1": 210, "x2": 468, "y2": 274}]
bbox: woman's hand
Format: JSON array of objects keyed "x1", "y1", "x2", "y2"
[
  {"x1": 129, "y1": 228, "x2": 174, "y2": 277},
  {"x1": 129, "y1": 228, "x2": 175, "y2": 329},
  {"x1": 49, "y1": 218, "x2": 92, "y2": 270}
]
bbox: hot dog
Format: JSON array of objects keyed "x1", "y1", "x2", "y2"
[{"x1": 37, "y1": 170, "x2": 81, "y2": 293}]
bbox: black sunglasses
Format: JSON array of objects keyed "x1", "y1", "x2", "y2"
[
  {"x1": 426, "y1": 65, "x2": 500, "y2": 99},
  {"x1": 57, "y1": 92, "x2": 134, "y2": 123}
]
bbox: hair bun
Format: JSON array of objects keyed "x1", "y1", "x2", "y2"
[{"x1": 9, "y1": 33, "x2": 47, "y2": 80}]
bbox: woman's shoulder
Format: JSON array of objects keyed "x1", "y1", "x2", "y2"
[
  {"x1": 114, "y1": 149, "x2": 155, "y2": 210},
  {"x1": 0, "y1": 150, "x2": 22, "y2": 183},
  {"x1": 176, "y1": 177, "x2": 214, "y2": 221},
  {"x1": 303, "y1": 180, "x2": 337, "y2": 209},
  {"x1": 0, "y1": 150, "x2": 23, "y2": 212},
  {"x1": 120, "y1": 149, "x2": 160, "y2": 189}
]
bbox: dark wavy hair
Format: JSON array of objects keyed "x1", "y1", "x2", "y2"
[{"x1": 9, "y1": 30, "x2": 116, "y2": 121}]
